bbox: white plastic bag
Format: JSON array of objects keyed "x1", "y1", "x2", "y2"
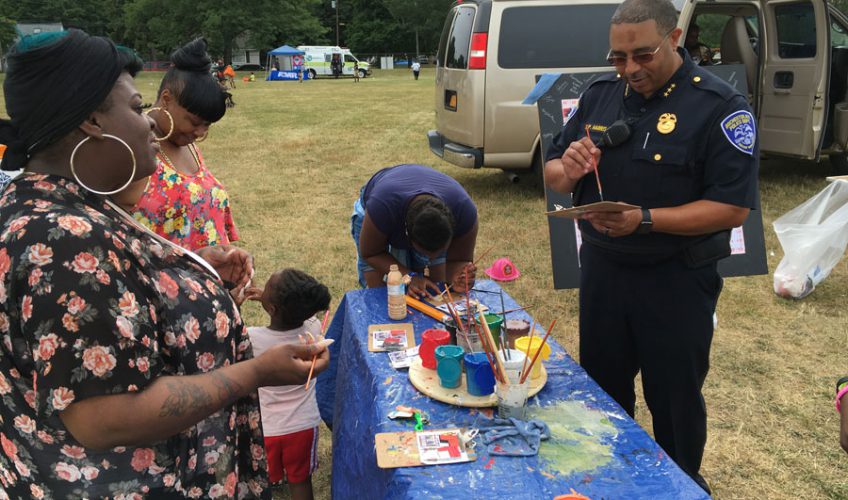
[{"x1": 773, "y1": 180, "x2": 848, "y2": 298}]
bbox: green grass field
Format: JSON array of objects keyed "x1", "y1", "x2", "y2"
[{"x1": 3, "y1": 68, "x2": 848, "y2": 498}]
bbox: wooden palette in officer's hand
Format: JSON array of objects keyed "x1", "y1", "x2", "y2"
[{"x1": 546, "y1": 201, "x2": 640, "y2": 219}]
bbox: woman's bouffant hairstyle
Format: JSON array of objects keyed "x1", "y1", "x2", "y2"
[
  {"x1": 271, "y1": 269, "x2": 331, "y2": 329},
  {"x1": 157, "y1": 38, "x2": 228, "y2": 123},
  {"x1": 405, "y1": 196, "x2": 455, "y2": 252}
]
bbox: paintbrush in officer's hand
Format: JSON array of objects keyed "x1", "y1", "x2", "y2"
[{"x1": 584, "y1": 124, "x2": 604, "y2": 201}]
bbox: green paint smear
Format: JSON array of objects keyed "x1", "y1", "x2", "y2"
[{"x1": 530, "y1": 400, "x2": 618, "y2": 477}]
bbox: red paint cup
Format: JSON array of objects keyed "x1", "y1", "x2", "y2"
[{"x1": 419, "y1": 329, "x2": 450, "y2": 369}]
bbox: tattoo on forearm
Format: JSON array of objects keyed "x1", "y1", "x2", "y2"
[
  {"x1": 158, "y1": 372, "x2": 244, "y2": 419},
  {"x1": 211, "y1": 372, "x2": 244, "y2": 405},
  {"x1": 159, "y1": 380, "x2": 213, "y2": 417}
]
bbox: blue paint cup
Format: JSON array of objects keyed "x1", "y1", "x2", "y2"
[
  {"x1": 435, "y1": 345, "x2": 465, "y2": 389},
  {"x1": 464, "y1": 352, "x2": 495, "y2": 396}
]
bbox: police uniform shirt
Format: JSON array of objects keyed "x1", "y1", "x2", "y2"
[{"x1": 546, "y1": 48, "x2": 759, "y2": 258}]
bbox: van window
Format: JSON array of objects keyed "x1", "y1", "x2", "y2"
[
  {"x1": 498, "y1": 5, "x2": 618, "y2": 68},
  {"x1": 445, "y1": 5, "x2": 475, "y2": 69},
  {"x1": 775, "y1": 2, "x2": 817, "y2": 58},
  {"x1": 832, "y1": 18, "x2": 848, "y2": 47},
  {"x1": 344, "y1": 54, "x2": 357, "y2": 63}
]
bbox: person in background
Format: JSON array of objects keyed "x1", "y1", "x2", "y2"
[
  {"x1": 245, "y1": 269, "x2": 331, "y2": 500},
  {"x1": 118, "y1": 38, "x2": 240, "y2": 251},
  {"x1": 685, "y1": 23, "x2": 713, "y2": 65},
  {"x1": 351, "y1": 164, "x2": 478, "y2": 297},
  {"x1": 0, "y1": 28, "x2": 331, "y2": 498},
  {"x1": 353, "y1": 62, "x2": 360, "y2": 83},
  {"x1": 224, "y1": 63, "x2": 237, "y2": 88},
  {"x1": 411, "y1": 60, "x2": 421, "y2": 80},
  {"x1": 837, "y1": 377, "x2": 848, "y2": 453}
]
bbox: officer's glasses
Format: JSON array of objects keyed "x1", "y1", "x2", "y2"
[{"x1": 606, "y1": 30, "x2": 673, "y2": 66}]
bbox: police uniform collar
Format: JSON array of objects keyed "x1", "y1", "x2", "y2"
[{"x1": 624, "y1": 48, "x2": 695, "y2": 102}]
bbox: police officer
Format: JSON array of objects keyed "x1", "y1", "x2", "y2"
[{"x1": 544, "y1": 0, "x2": 758, "y2": 492}]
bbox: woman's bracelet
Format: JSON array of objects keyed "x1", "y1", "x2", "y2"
[{"x1": 836, "y1": 384, "x2": 848, "y2": 413}]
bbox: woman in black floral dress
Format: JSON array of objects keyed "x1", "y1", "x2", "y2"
[{"x1": 0, "y1": 30, "x2": 330, "y2": 499}]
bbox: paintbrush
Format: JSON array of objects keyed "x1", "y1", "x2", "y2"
[
  {"x1": 479, "y1": 311, "x2": 509, "y2": 384},
  {"x1": 493, "y1": 305, "x2": 531, "y2": 316},
  {"x1": 470, "y1": 311, "x2": 502, "y2": 383},
  {"x1": 304, "y1": 309, "x2": 332, "y2": 391},
  {"x1": 520, "y1": 322, "x2": 536, "y2": 381},
  {"x1": 584, "y1": 124, "x2": 604, "y2": 201},
  {"x1": 520, "y1": 319, "x2": 557, "y2": 385},
  {"x1": 499, "y1": 290, "x2": 509, "y2": 358}
]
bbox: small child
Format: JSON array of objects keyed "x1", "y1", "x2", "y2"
[
  {"x1": 353, "y1": 62, "x2": 360, "y2": 83},
  {"x1": 247, "y1": 269, "x2": 331, "y2": 500}
]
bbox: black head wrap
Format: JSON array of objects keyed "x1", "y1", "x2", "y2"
[{"x1": 0, "y1": 29, "x2": 131, "y2": 170}]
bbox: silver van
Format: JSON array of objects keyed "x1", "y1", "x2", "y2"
[{"x1": 428, "y1": 0, "x2": 848, "y2": 177}]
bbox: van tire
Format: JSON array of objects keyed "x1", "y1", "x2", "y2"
[
  {"x1": 831, "y1": 152, "x2": 848, "y2": 174},
  {"x1": 359, "y1": 69, "x2": 367, "y2": 79},
  {"x1": 308, "y1": 69, "x2": 317, "y2": 80}
]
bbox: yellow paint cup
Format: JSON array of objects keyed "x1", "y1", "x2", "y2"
[{"x1": 515, "y1": 335, "x2": 551, "y2": 380}]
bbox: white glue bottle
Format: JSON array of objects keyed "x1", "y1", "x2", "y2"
[{"x1": 387, "y1": 265, "x2": 407, "y2": 320}]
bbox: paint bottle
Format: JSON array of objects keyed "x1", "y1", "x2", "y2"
[{"x1": 387, "y1": 265, "x2": 407, "y2": 320}]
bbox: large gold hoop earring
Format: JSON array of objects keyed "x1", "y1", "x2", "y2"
[
  {"x1": 194, "y1": 130, "x2": 208, "y2": 143},
  {"x1": 146, "y1": 107, "x2": 174, "y2": 141},
  {"x1": 70, "y1": 134, "x2": 137, "y2": 196}
]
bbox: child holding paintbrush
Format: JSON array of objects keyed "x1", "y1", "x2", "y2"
[{"x1": 244, "y1": 269, "x2": 331, "y2": 500}]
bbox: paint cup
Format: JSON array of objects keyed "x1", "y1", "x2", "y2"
[
  {"x1": 435, "y1": 345, "x2": 465, "y2": 389},
  {"x1": 504, "y1": 318, "x2": 530, "y2": 348},
  {"x1": 464, "y1": 352, "x2": 496, "y2": 396},
  {"x1": 482, "y1": 313, "x2": 504, "y2": 347},
  {"x1": 496, "y1": 379, "x2": 530, "y2": 419},
  {"x1": 514, "y1": 336, "x2": 551, "y2": 380},
  {"x1": 444, "y1": 317, "x2": 483, "y2": 353},
  {"x1": 420, "y1": 329, "x2": 450, "y2": 370},
  {"x1": 497, "y1": 349, "x2": 527, "y2": 384}
]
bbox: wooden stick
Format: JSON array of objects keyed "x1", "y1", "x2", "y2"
[
  {"x1": 305, "y1": 309, "x2": 332, "y2": 391},
  {"x1": 473, "y1": 244, "x2": 496, "y2": 266},
  {"x1": 405, "y1": 295, "x2": 448, "y2": 322},
  {"x1": 520, "y1": 322, "x2": 536, "y2": 381},
  {"x1": 520, "y1": 319, "x2": 557, "y2": 384}
]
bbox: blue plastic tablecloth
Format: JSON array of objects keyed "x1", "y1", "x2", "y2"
[{"x1": 315, "y1": 281, "x2": 709, "y2": 499}]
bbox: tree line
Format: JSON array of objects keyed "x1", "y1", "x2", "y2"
[{"x1": 0, "y1": 0, "x2": 453, "y2": 63}]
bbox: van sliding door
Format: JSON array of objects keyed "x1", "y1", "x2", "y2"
[{"x1": 759, "y1": 0, "x2": 830, "y2": 159}]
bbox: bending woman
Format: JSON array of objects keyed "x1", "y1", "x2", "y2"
[
  {"x1": 351, "y1": 164, "x2": 478, "y2": 297},
  {"x1": 0, "y1": 30, "x2": 328, "y2": 498},
  {"x1": 120, "y1": 38, "x2": 239, "y2": 251}
]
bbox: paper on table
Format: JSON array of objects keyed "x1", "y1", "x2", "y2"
[{"x1": 546, "y1": 201, "x2": 640, "y2": 219}]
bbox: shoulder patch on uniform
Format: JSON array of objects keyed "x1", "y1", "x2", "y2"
[{"x1": 721, "y1": 110, "x2": 756, "y2": 155}]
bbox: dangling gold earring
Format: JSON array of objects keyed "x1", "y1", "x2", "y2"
[
  {"x1": 69, "y1": 134, "x2": 137, "y2": 195},
  {"x1": 194, "y1": 130, "x2": 208, "y2": 143},
  {"x1": 146, "y1": 107, "x2": 174, "y2": 141}
]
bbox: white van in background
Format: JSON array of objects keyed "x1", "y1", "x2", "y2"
[{"x1": 298, "y1": 45, "x2": 371, "y2": 79}]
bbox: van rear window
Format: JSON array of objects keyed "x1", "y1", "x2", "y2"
[
  {"x1": 498, "y1": 5, "x2": 618, "y2": 68},
  {"x1": 444, "y1": 5, "x2": 476, "y2": 69}
]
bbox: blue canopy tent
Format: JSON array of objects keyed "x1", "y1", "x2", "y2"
[{"x1": 266, "y1": 45, "x2": 307, "y2": 81}]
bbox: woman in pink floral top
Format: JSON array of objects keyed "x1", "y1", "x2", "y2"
[
  {"x1": 133, "y1": 145, "x2": 239, "y2": 251},
  {"x1": 126, "y1": 39, "x2": 238, "y2": 251},
  {"x1": 0, "y1": 32, "x2": 330, "y2": 499}
]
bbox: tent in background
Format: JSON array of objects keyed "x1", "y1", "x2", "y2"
[{"x1": 266, "y1": 45, "x2": 307, "y2": 81}]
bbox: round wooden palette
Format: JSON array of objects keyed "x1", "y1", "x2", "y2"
[{"x1": 408, "y1": 356, "x2": 547, "y2": 408}]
